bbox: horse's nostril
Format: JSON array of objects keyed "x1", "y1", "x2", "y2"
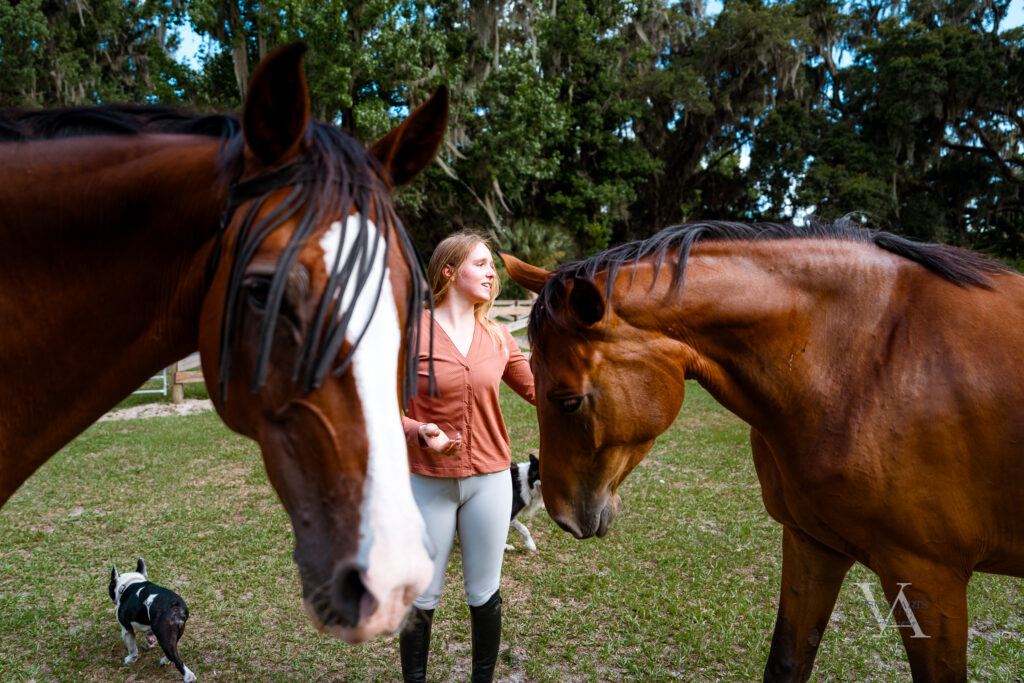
[{"x1": 330, "y1": 564, "x2": 376, "y2": 628}]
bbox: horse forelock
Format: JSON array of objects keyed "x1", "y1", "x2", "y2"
[
  {"x1": 529, "y1": 217, "x2": 1013, "y2": 348},
  {"x1": 214, "y1": 121, "x2": 428, "y2": 408}
]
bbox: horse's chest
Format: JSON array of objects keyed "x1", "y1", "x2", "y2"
[
  {"x1": 750, "y1": 444, "x2": 796, "y2": 526},
  {"x1": 750, "y1": 432, "x2": 847, "y2": 528},
  {"x1": 750, "y1": 431, "x2": 880, "y2": 559}
]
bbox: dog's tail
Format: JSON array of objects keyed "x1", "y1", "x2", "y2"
[{"x1": 170, "y1": 597, "x2": 189, "y2": 627}]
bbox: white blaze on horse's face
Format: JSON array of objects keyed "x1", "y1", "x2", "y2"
[{"x1": 317, "y1": 215, "x2": 433, "y2": 639}]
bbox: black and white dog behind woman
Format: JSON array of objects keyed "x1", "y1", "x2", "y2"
[
  {"x1": 108, "y1": 558, "x2": 195, "y2": 682},
  {"x1": 507, "y1": 453, "x2": 543, "y2": 551}
]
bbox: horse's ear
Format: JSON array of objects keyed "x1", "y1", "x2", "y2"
[
  {"x1": 371, "y1": 86, "x2": 449, "y2": 187},
  {"x1": 243, "y1": 42, "x2": 310, "y2": 164},
  {"x1": 500, "y1": 253, "x2": 552, "y2": 295},
  {"x1": 568, "y1": 277, "x2": 605, "y2": 327}
]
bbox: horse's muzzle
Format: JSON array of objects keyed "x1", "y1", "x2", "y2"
[
  {"x1": 298, "y1": 515, "x2": 434, "y2": 644},
  {"x1": 553, "y1": 492, "x2": 621, "y2": 539},
  {"x1": 303, "y1": 557, "x2": 430, "y2": 643},
  {"x1": 304, "y1": 563, "x2": 375, "y2": 629}
]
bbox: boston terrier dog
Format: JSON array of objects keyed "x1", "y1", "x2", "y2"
[
  {"x1": 507, "y1": 453, "x2": 543, "y2": 551},
  {"x1": 109, "y1": 558, "x2": 196, "y2": 682}
]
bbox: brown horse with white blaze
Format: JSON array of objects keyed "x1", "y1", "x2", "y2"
[
  {"x1": 0, "y1": 43, "x2": 445, "y2": 642},
  {"x1": 503, "y1": 219, "x2": 1024, "y2": 681}
]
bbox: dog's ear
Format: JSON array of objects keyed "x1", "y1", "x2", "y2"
[
  {"x1": 111, "y1": 565, "x2": 120, "y2": 580},
  {"x1": 529, "y1": 452, "x2": 539, "y2": 467},
  {"x1": 136, "y1": 558, "x2": 146, "y2": 577}
]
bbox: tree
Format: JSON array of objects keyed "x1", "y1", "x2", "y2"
[
  {"x1": 635, "y1": 0, "x2": 816, "y2": 230},
  {"x1": 0, "y1": 0, "x2": 195, "y2": 107},
  {"x1": 749, "y1": 0, "x2": 1024, "y2": 261},
  {"x1": 6, "y1": 0, "x2": 1021, "y2": 263}
]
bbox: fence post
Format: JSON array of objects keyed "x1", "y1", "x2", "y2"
[{"x1": 171, "y1": 362, "x2": 184, "y2": 404}]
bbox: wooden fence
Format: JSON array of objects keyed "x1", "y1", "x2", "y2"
[
  {"x1": 160, "y1": 298, "x2": 535, "y2": 403},
  {"x1": 488, "y1": 298, "x2": 534, "y2": 340}
]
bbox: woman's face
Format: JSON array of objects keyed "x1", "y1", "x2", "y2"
[{"x1": 449, "y1": 241, "x2": 496, "y2": 304}]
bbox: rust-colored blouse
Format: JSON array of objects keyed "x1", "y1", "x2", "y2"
[{"x1": 402, "y1": 309, "x2": 535, "y2": 477}]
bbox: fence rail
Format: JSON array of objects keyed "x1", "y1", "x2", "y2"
[
  {"x1": 489, "y1": 298, "x2": 534, "y2": 339},
  {"x1": 131, "y1": 367, "x2": 168, "y2": 396}
]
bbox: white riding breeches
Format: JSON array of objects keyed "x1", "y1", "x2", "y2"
[{"x1": 410, "y1": 470, "x2": 512, "y2": 608}]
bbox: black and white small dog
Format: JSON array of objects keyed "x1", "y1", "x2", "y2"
[
  {"x1": 507, "y1": 453, "x2": 543, "y2": 551},
  {"x1": 109, "y1": 558, "x2": 195, "y2": 682}
]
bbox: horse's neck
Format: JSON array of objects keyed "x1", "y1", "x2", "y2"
[
  {"x1": 623, "y1": 240, "x2": 905, "y2": 433},
  {"x1": 0, "y1": 136, "x2": 225, "y2": 499}
]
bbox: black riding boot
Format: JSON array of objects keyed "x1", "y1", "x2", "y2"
[
  {"x1": 399, "y1": 606, "x2": 434, "y2": 683},
  {"x1": 469, "y1": 590, "x2": 502, "y2": 683}
]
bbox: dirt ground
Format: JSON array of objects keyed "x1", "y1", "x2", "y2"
[{"x1": 98, "y1": 398, "x2": 213, "y2": 422}]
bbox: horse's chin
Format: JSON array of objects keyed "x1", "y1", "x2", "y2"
[{"x1": 594, "y1": 492, "x2": 621, "y2": 537}]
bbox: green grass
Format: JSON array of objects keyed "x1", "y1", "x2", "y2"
[{"x1": 1, "y1": 382, "x2": 1021, "y2": 681}]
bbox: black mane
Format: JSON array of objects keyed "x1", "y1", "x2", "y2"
[
  {"x1": 0, "y1": 104, "x2": 237, "y2": 141},
  {"x1": 532, "y1": 218, "x2": 1012, "y2": 335},
  {"x1": 2, "y1": 103, "x2": 429, "y2": 406}
]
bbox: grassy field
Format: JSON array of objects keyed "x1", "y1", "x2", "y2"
[{"x1": 1, "y1": 381, "x2": 1021, "y2": 681}]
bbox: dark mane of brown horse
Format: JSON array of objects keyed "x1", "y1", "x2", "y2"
[
  {"x1": 0, "y1": 104, "x2": 239, "y2": 143},
  {"x1": 531, "y1": 218, "x2": 1013, "y2": 335},
  {"x1": 1, "y1": 104, "x2": 429, "y2": 406}
]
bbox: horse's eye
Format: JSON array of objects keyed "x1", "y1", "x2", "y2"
[
  {"x1": 244, "y1": 277, "x2": 271, "y2": 312},
  {"x1": 552, "y1": 395, "x2": 583, "y2": 413}
]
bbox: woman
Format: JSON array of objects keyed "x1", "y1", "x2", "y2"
[{"x1": 399, "y1": 231, "x2": 535, "y2": 683}]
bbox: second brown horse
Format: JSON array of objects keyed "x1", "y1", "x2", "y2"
[{"x1": 504, "y1": 219, "x2": 1024, "y2": 681}]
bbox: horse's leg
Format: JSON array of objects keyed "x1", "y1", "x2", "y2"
[
  {"x1": 874, "y1": 561, "x2": 969, "y2": 683},
  {"x1": 763, "y1": 526, "x2": 854, "y2": 683}
]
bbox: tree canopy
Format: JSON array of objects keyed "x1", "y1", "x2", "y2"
[{"x1": 2, "y1": 0, "x2": 1021, "y2": 267}]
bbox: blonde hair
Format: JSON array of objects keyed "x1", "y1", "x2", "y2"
[{"x1": 428, "y1": 231, "x2": 505, "y2": 351}]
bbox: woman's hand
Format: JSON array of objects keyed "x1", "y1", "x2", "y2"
[{"x1": 418, "y1": 423, "x2": 462, "y2": 456}]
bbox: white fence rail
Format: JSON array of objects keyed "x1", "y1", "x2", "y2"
[{"x1": 131, "y1": 367, "x2": 168, "y2": 396}]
